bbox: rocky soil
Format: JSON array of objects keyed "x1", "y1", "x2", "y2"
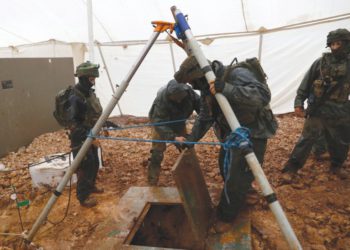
[{"x1": 0, "y1": 114, "x2": 349, "y2": 250}]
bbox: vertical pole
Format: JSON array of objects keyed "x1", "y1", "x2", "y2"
[
  {"x1": 258, "y1": 32, "x2": 263, "y2": 62},
  {"x1": 24, "y1": 31, "x2": 161, "y2": 243},
  {"x1": 169, "y1": 41, "x2": 177, "y2": 73},
  {"x1": 12, "y1": 185, "x2": 24, "y2": 231},
  {"x1": 87, "y1": 0, "x2": 95, "y2": 62},
  {"x1": 171, "y1": 6, "x2": 302, "y2": 250},
  {"x1": 96, "y1": 42, "x2": 123, "y2": 115}
]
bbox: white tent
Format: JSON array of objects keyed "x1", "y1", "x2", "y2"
[{"x1": 1, "y1": 0, "x2": 350, "y2": 116}]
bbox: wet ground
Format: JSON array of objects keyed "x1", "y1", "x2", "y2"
[{"x1": 0, "y1": 114, "x2": 349, "y2": 249}]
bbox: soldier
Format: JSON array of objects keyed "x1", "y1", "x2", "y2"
[
  {"x1": 174, "y1": 56, "x2": 278, "y2": 232},
  {"x1": 69, "y1": 61, "x2": 104, "y2": 207},
  {"x1": 294, "y1": 107, "x2": 328, "y2": 160},
  {"x1": 282, "y1": 28, "x2": 350, "y2": 179},
  {"x1": 311, "y1": 133, "x2": 328, "y2": 161},
  {"x1": 147, "y1": 79, "x2": 200, "y2": 185}
]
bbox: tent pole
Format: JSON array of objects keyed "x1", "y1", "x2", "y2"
[
  {"x1": 169, "y1": 40, "x2": 177, "y2": 73},
  {"x1": 96, "y1": 41, "x2": 123, "y2": 115},
  {"x1": 87, "y1": 0, "x2": 95, "y2": 61},
  {"x1": 24, "y1": 22, "x2": 174, "y2": 244},
  {"x1": 258, "y1": 32, "x2": 263, "y2": 62},
  {"x1": 171, "y1": 6, "x2": 302, "y2": 250}
]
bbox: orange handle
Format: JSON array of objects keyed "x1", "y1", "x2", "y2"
[{"x1": 151, "y1": 21, "x2": 175, "y2": 33}]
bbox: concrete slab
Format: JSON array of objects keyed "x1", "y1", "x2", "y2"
[
  {"x1": 85, "y1": 187, "x2": 183, "y2": 250},
  {"x1": 207, "y1": 211, "x2": 251, "y2": 250},
  {"x1": 85, "y1": 149, "x2": 251, "y2": 249}
]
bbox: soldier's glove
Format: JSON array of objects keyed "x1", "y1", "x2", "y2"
[
  {"x1": 214, "y1": 78, "x2": 225, "y2": 93},
  {"x1": 174, "y1": 135, "x2": 193, "y2": 150},
  {"x1": 294, "y1": 106, "x2": 305, "y2": 118},
  {"x1": 181, "y1": 142, "x2": 194, "y2": 150},
  {"x1": 181, "y1": 134, "x2": 195, "y2": 149},
  {"x1": 172, "y1": 143, "x2": 183, "y2": 152}
]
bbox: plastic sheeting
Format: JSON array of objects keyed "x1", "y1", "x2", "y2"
[
  {"x1": 1, "y1": 0, "x2": 349, "y2": 46},
  {"x1": 93, "y1": 18, "x2": 350, "y2": 116}
]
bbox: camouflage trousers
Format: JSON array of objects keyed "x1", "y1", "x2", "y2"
[
  {"x1": 287, "y1": 116, "x2": 349, "y2": 169},
  {"x1": 72, "y1": 145, "x2": 100, "y2": 202},
  {"x1": 311, "y1": 132, "x2": 327, "y2": 155},
  {"x1": 148, "y1": 127, "x2": 187, "y2": 185},
  {"x1": 217, "y1": 138, "x2": 267, "y2": 222}
]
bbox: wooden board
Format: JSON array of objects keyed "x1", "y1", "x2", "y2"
[{"x1": 173, "y1": 148, "x2": 213, "y2": 245}]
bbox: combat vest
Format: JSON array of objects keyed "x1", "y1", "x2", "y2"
[
  {"x1": 214, "y1": 59, "x2": 277, "y2": 139},
  {"x1": 220, "y1": 58, "x2": 270, "y2": 125},
  {"x1": 73, "y1": 86, "x2": 103, "y2": 128},
  {"x1": 312, "y1": 53, "x2": 350, "y2": 103},
  {"x1": 223, "y1": 57, "x2": 267, "y2": 85}
]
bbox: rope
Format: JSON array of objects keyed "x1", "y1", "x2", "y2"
[
  {"x1": 89, "y1": 133, "x2": 221, "y2": 147},
  {"x1": 91, "y1": 124, "x2": 252, "y2": 205},
  {"x1": 222, "y1": 127, "x2": 252, "y2": 204},
  {"x1": 0, "y1": 152, "x2": 71, "y2": 173},
  {"x1": 96, "y1": 118, "x2": 219, "y2": 147},
  {"x1": 103, "y1": 118, "x2": 189, "y2": 131}
]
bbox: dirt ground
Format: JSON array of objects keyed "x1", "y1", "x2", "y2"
[{"x1": 0, "y1": 114, "x2": 349, "y2": 250}]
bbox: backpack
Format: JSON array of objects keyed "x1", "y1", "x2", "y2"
[
  {"x1": 223, "y1": 57, "x2": 267, "y2": 84},
  {"x1": 53, "y1": 85, "x2": 82, "y2": 127}
]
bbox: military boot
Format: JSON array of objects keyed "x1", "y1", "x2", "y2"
[
  {"x1": 148, "y1": 163, "x2": 161, "y2": 186},
  {"x1": 80, "y1": 196, "x2": 98, "y2": 208},
  {"x1": 281, "y1": 161, "x2": 300, "y2": 174},
  {"x1": 147, "y1": 150, "x2": 163, "y2": 186},
  {"x1": 91, "y1": 186, "x2": 104, "y2": 194},
  {"x1": 281, "y1": 161, "x2": 300, "y2": 184},
  {"x1": 330, "y1": 164, "x2": 348, "y2": 179}
]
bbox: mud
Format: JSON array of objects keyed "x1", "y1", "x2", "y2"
[{"x1": 0, "y1": 114, "x2": 349, "y2": 250}]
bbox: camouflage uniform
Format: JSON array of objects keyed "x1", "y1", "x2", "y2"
[
  {"x1": 283, "y1": 29, "x2": 350, "y2": 174},
  {"x1": 311, "y1": 133, "x2": 327, "y2": 158},
  {"x1": 148, "y1": 80, "x2": 200, "y2": 185},
  {"x1": 69, "y1": 62, "x2": 102, "y2": 204},
  {"x1": 175, "y1": 57, "x2": 278, "y2": 222}
]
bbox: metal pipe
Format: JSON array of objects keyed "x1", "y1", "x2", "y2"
[
  {"x1": 258, "y1": 32, "x2": 263, "y2": 62},
  {"x1": 169, "y1": 41, "x2": 177, "y2": 73},
  {"x1": 87, "y1": 0, "x2": 95, "y2": 61},
  {"x1": 96, "y1": 42, "x2": 123, "y2": 115},
  {"x1": 96, "y1": 42, "x2": 116, "y2": 93},
  {"x1": 24, "y1": 30, "x2": 161, "y2": 243},
  {"x1": 171, "y1": 6, "x2": 302, "y2": 250}
]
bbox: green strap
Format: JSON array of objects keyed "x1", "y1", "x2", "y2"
[{"x1": 17, "y1": 199, "x2": 30, "y2": 207}]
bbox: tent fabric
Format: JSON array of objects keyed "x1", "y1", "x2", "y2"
[
  {"x1": 1, "y1": 1, "x2": 350, "y2": 116},
  {"x1": 1, "y1": 0, "x2": 349, "y2": 46}
]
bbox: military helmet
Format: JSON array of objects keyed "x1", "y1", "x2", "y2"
[
  {"x1": 174, "y1": 56, "x2": 204, "y2": 83},
  {"x1": 75, "y1": 61, "x2": 100, "y2": 77},
  {"x1": 326, "y1": 28, "x2": 350, "y2": 47},
  {"x1": 166, "y1": 80, "x2": 189, "y2": 102}
]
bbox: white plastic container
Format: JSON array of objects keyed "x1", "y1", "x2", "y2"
[{"x1": 29, "y1": 148, "x2": 103, "y2": 188}]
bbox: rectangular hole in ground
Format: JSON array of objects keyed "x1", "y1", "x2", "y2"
[{"x1": 128, "y1": 203, "x2": 200, "y2": 249}]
